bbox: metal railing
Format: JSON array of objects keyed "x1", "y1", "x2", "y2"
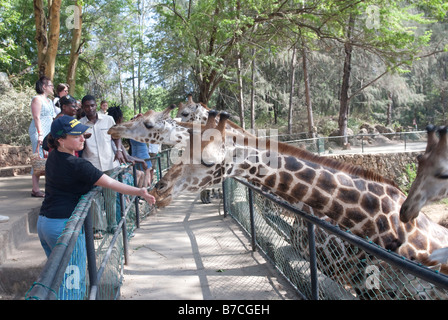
[
  {"x1": 222, "y1": 177, "x2": 448, "y2": 300},
  {"x1": 268, "y1": 131, "x2": 427, "y2": 155},
  {"x1": 25, "y1": 150, "x2": 171, "y2": 300}
]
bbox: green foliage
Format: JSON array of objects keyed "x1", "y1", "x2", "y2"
[
  {"x1": 2, "y1": 0, "x2": 448, "y2": 142},
  {"x1": 0, "y1": 84, "x2": 34, "y2": 146},
  {"x1": 399, "y1": 163, "x2": 417, "y2": 195}
]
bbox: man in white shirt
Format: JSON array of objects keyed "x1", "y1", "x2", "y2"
[
  {"x1": 80, "y1": 95, "x2": 129, "y2": 235},
  {"x1": 80, "y1": 95, "x2": 127, "y2": 170}
]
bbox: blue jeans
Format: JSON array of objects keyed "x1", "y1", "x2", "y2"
[{"x1": 37, "y1": 215, "x2": 87, "y2": 300}]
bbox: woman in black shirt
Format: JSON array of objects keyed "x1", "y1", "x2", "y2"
[{"x1": 37, "y1": 116, "x2": 155, "y2": 299}]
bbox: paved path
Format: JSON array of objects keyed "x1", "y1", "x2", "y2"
[
  {"x1": 121, "y1": 192, "x2": 299, "y2": 300},
  {"x1": 0, "y1": 175, "x2": 46, "y2": 299}
]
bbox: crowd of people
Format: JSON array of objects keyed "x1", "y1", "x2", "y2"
[{"x1": 26, "y1": 75, "x2": 159, "y2": 299}]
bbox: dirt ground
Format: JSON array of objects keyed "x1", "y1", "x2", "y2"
[{"x1": 421, "y1": 202, "x2": 448, "y2": 228}]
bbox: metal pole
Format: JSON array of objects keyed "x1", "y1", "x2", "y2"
[
  {"x1": 132, "y1": 165, "x2": 140, "y2": 229},
  {"x1": 404, "y1": 132, "x2": 407, "y2": 151},
  {"x1": 248, "y1": 188, "x2": 256, "y2": 252},
  {"x1": 118, "y1": 174, "x2": 129, "y2": 265},
  {"x1": 307, "y1": 221, "x2": 319, "y2": 300},
  {"x1": 157, "y1": 155, "x2": 162, "y2": 181},
  {"x1": 84, "y1": 207, "x2": 98, "y2": 300},
  {"x1": 120, "y1": 192, "x2": 129, "y2": 265},
  {"x1": 222, "y1": 179, "x2": 228, "y2": 218},
  {"x1": 361, "y1": 134, "x2": 364, "y2": 153}
]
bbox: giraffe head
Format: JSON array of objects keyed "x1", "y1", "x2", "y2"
[
  {"x1": 150, "y1": 111, "x2": 231, "y2": 207},
  {"x1": 107, "y1": 104, "x2": 190, "y2": 146},
  {"x1": 176, "y1": 94, "x2": 210, "y2": 123},
  {"x1": 400, "y1": 125, "x2": 448, "y2": 223}
]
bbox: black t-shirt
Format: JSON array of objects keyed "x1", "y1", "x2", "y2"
[{"x1": 40, "y1": 149, "x2": 103, "y2": 219}]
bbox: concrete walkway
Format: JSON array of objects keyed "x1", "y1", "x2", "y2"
[
  {"x1": 121, "y1": 192, "x2": 299, "y2": 300},
  {"x1": 0, "y1": 175, "x2": 46, "y2": 299}
]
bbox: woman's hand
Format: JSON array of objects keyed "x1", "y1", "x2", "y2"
[{"x1": 139, "y1": 187, "x2": 156, "y2": 205}]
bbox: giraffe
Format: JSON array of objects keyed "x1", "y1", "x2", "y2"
[
  {"x1": 150, "y1": 112, "x2": 448, "y2": 287},
  {"x1": 107, "y1": 104, "x2": 191, "y2": 147},
  {"x1": 176, "y1": 94, "x2": 210, "y2": 123},
  {"x1": 400, "y1": 125, "x2": 448, "y2": 223},
  {"x1": 176, "y1": 95, "x2": 262, "y2": 144}
]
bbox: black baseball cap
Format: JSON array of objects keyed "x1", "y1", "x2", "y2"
[{"x1": 51, "y1": 115, "x2": 90, "y2": 138}]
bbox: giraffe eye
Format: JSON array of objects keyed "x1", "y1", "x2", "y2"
[
  {"x1": 143, "y1": 121, "x2": 154, "y2": 129},
  {"x1": 436, "y1": 173, "x2": 448, "y2": 180},
  {"x1": 181, "y1": 112, "x2": 189, "y2": 117}
]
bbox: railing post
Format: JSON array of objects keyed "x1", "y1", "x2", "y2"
[
  {"x1": 307, "y1": 221, "x2": 319, "y2": 300},
  {"x1": 157, "y1": 155, "x2": 163, "y2": 181},
  {"x1": 222, "y1": 179, "x2": 228, "y2": 218},
  {"x1": 361, "y1": 134, "x2": 364, "y2": 153},
  {"x1": 85, "y1": 207, "x2": 98, "y2": 300},
  {"x1": 404, "y1": 132, "x2": 407, "y2": 151},
  {"x1": 248, "y1": 188, "x2": 256, "y2": 252},
  {"x1": 132, "y1": 165, "x2": 140, "y2": 229},
  {"x1": 118, "y1": 174, "x2": 129, "y2": 265}
]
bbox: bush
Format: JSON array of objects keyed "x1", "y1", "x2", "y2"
[
  {"x1": 0, "y1": 84, "x2": 34, "y2": 146},
  {"x1": 398, "y1": 163, "x2": 417, "y2": 195}
]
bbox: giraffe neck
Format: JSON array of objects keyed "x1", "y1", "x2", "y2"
[{"x1": 223, "y1": 145, "x2": 448, "y2": 258}]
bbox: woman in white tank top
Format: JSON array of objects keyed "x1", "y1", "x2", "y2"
[{"x1": 28, "y1": 76, "x2": 56, "y2": 197}]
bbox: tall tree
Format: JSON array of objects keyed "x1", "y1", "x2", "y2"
[
  {"x1": 288, "y1": 45, "x2": 296, "y2": 135},
  {"x1": 33, "y1": 0, "x2": 62, "y2": 79},
  {"x1": 66, "y1": 1, "x2": 83, "y2": 94},
  {"x1": 338, "y1": 13, "x2": 355, "y2": 146}
]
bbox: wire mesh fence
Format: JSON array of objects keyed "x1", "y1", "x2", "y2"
[{"x1": 222, "y1": 178, "x2": 448, "y2": 300}]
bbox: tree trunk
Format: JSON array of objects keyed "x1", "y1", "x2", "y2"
[
  {"x1": 138, "y1": 52, "x2": 142, "y2": 113},
  {"x1": 45, "y1": 0, "x2": 61, "y2": 80},
  {"x1": 33, "y1": 0, "x2": 47, "y2": 77},
  {"x1": 338, "y1": 14, "x2": 355, "y2": 146},
  {"x1": 302, "y1": 43, "x2": 315, "y2": 138},
  {"x1": 66, "y1": 2, "x2": 82, "y2": 95},
  {"x1": 33, "y1": 0, "x2": 61, "y2": 80},
  {"x1": 288, "y1": 45, "x2": 296, "y2": 134},
  {"x1": 386, "y1": 91, "x2": 393, "y2": 126},
  {"x1": 237, "y1": 51, "x2": 245, "y2": 129},
  {"x1": 131, "y1": 45, "x2": 137, "y2": 114},
  {"x1": 250, "y1": 49, "x2": 256, "y2": 130}
]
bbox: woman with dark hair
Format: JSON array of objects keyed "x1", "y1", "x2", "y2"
[
  {"x1": 38, "y1": 115, "x2": 155, "y2": 299},
  {"x1": 28, "y1": 76, "x2": 56, "y2": 197},
  {"x1": 53, "y1": 83, "x2": 70, "y2": 115},
  {"x1": 56, "y1": 95, "x2": 79, "y2": 119}
]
